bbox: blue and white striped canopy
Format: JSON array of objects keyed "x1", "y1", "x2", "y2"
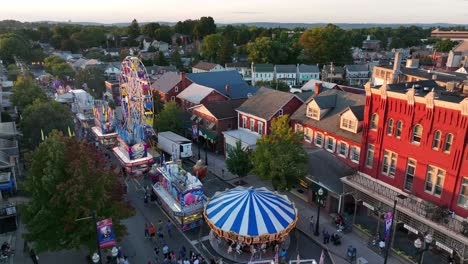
[{"x1": 205, "y1": 187, "x2": 297, "y2": 236}]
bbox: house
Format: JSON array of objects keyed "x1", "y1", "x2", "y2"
[
  {"x1": 152, "y1": 40, "x2": 169, "y2": 52},
  {"x1": 225, "y1": 62, "x2": 251, "y2": 82},
  {"x1": 251, "y1": 63, "x2": 274, "y2": 86},
  {"x1": 362, "y1": 35, "x2": 381, "y2": 51},
  {"x1": 192, "y1": 61, "x2": 224, "y2": 73},
  {"x1": 298, "y1": 64, "x2": 320, "y2": 84},
  {"x1": 151, "y1": 72, "x2": 191, "y2": 103},
  {"x1": 275, "y1": 64, "x2": 297, "y2": 86},
  {"x1": 344, "y1": 64, "x2": 369, "y2": 86},
  {"x1": 341, "y1": 80, "x2": 468, "y2": 261},
  {"x1": 321, "y1": 64, "x2": 345, "y2": 83},
  {"x1": 71, "y1": 58, "x2": 102, "y2": 71},
  {"x1": 223, "y1": 87, "x2": 303, "y2": 154},
  {"x1": 171, "y1": 33, "x2": 191, "y2": 46},
  {"x1": 301, "y1": 79, "x2": 338, "y2": 93},
  {"x1": 176, "y1": 83, "x2": 228, "y2": 110},
  {"x1": 146, "y1": 65, "x2": 178, "y2": 81},
  {"x1": 190, "y1": 99, "x2": 246, "y2": 153},
  {"x1": 104, "y1": 62, "x2": 121, "y2": 81}
]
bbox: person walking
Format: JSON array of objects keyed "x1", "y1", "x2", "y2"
[
  {"x1": 166, "y1": 220, "x2": 172, "y2": 238},
  {"x1": 144, "y1": 222, "x2": 149, "y2": 239},
  {"x1": 179, "y1": 246, "x2": 186, "y2": 260},
  {"x1": 162, "y1": 244, "x2": 170, "y2": 259},
  {"x1": 379, "y1": 240, "x2": 386, "y2": 254},
  {"x1": 149, "y1": 224, "x2": 156, "y2": 242},
  {"x1": 29, "y1": 248, "x2": 39, "y2": 264},
  {"x1": 309, "y1": 215, "x2": 314, "y2": 233}
]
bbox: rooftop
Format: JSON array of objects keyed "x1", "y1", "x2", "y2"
[
  {"x1": 223, "y1": 129, "x2": 261, "y2": 147},
  {"x1": 252, "y1": 64, "x2": 274, "y2": 72},
  {"x1": 379, "y1": 65, "x2": 468, "y2": 84},
  {"x1": 151, "y1": 72, "x2": 181, "y2": 93},
  {"x1": 236, "y1": 87, "x2": 297, "y2": 120},
  {"x1": 345, "y1": 64, "x2": 369, "y2": 72},
  {"x1": 186, "y1": 71, "x2": 257, "y2": 99},
  {"x1": 298, "y1": 64, "x2": 320, "y2": 73},
  {"x1": 194, "y1": 99, "x2": 246, "y2": 120},
  {"x1": 176, "y1": 83, "x2": 220, "y2": 104},
  {"x1": 193, "y1": 61, "x2": 221, "y2": 71},
  {"x1": 275, "y1": 64, "x2": 297, "y2": 73}
]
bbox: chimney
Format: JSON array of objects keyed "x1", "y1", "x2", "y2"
[
  {"x1": 180, "y1": 71, "x2": 185, "y2": 80},
  {"x1": 391, "y1": 50, "x2": 402, "y2": 84},
  {"x1": 314, "y1": 83, "x2": 322, "y2": 95},
  {"x1": 225, "y1": 84, "x2": 230, "y2": 97}
]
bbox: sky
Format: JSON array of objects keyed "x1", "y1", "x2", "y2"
[{"x1": 1, "y1": 0, "x2": 467, "y2": 24}]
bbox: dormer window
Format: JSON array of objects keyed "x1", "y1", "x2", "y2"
[
  {"x1": 307, "y1": 107, "x2": 320, "y2": 119},
  {"x1": 341, "y1": 118, "x2": 356, "y2": 132}
]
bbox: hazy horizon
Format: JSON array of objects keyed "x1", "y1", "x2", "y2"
[{"x1": 1, "y1": 0, "x2": 467, "y2": 24}]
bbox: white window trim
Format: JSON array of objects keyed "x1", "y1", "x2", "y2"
[
  {"x1": 404, "y1": 159, "x2": 417, "y2": 192},
  {"x1": 242, "y1": 117, "x2": 247, "y2": 129},
  {"x1": 381, "y1": 149, "x2": 398, "y2": 178},
  {"x1": 325, "y1": 136, "x2": 336, "y2": 153},
  {"x1": 411, "y1": 125, "x2": 423, "y2": 145},
  {"x1": 337, "y1": 141, "x2": 349, "y2": 158},
  {"x1": 350, "y1": 146, "x2": 360, "y2": 164},
  {"x1": 424, "y1": 165, "x2": 445, "y2": 197},
  {"x1": 314, "y1": 132, "x2": 324, "y2": 147},
  {"x1": 258, "y1": 122, "x2": 263, "y2": 135},
  {"x1": 304, "y1": 128, "x2": 313, "y2": 143},
  {"x1": 174, "y1": 86, "x2": 179, "y2": 92},
  {"x1": 340, "y1": 117, "x2": 356, "y2": 133},
  {"x1": 278, "y1": 109, "x2": 284, "y2": 117},
  {"x1": 250, "y1": 119, "x2": 255, "y2": 132},
  {"x1": 171, "y1": 96, "x2": 175, "y2": 101},
  {"x1": 457, "y1": 177, "x2": 468, "y2": 208},
  {"x1": 365, "y1": 144, "x2": 375, "y2": 168}
]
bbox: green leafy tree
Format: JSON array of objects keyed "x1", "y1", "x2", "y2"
[
  {"x1": 247, "y1": 37, "x2": 273, "y2": 63},
  {"x1": 142, "y1": 22, "x2": 160, "y2": 39},
  {"x1": 154, "y1": 51, "x2": 169, "y2": 66},
  {"x1": 194, "y1": 16, "x2": 216, "y2": 40},
  {"x1": 154, "y1": 26, "x2": 173, "y2": 43},
  {"x1": 75, "y1": 67, "x2": 106, "y2": 98},
  {"x1": 299, "y1": 24, "x2": 353, "y2": 65},
  {"x1": 255, "y1": 81, "x2": 289, "y2": 92},
  {"x1": 0, "y1": 33, "x2": 30, "y2": 64},
  {"x1": 154, "y1": 101, "x2": 183, "y2": 134},
  {"x1": 252, "y1": 115, "x2": 307, "y2": 191},
  {"x1": 147, "y1": 46, "x2": 157, "y2": 52},
  {"x1": 152, "y1": 92, "x2": 164, "y2": 115},
  {"x1": 44, "y1": 55, "x2": 75, "y2": 80},
  {"x1": 6, "y1": 64, "x2": 20, "y2": 81},
  {"x1": 11, "y1": 75, "x2": 47, "y2": 111},
  {"x1": 20, "y1": 100, "x2": 74, "y2": 149},
  {"x1": 226, "y1": 141, "x2": 253, "y2": 185},
  {"x1": 127, "y1": 19, "x2": 141, "y2": 40},
  {"x1": 218, "y1": 37, "x2": 234, "y2": 64},
  {"x1": 434, "y1": 39, "x2": 457, "y2": 52},
  {"x1": 22, "y1": 131, "x2": 134, "y2": 253},
  {"x1": 200, "y1": 33, "x2": 223, "y2": 62},
  {"x1": 171, "y1": 48, "x2": 184, "y2": 70},
  {"x1": 174, "y1": 19, "x2": 197, "y2": 35}
]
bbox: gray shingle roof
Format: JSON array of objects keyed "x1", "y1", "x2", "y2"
[
  {"x1": 186, "y1": 71, "x2": 257, "y2": 99},
  {"x1": 236, "y1": 87, "x2": 296, "y2": 120},
  {"x1": 345, "y1": 64, "x2": 369, "y2": 72},
  {"x1": 275, "y1": 64, "x2": 297, "y2": 73},
  {"x1": 198, "y1": 99, "x2": 246, "y2": 120},
  {"x1": 314, "y1": 94, "x2": 337, "y2": 109},
  {"x1": 291, "y1": 89, "x2": 365, "y2": 143},
  {"x1": 252, "y1": 64, "x2": 274, "y2": 72},
  {"x1": 299, "y1": 64, "x2": 320, "y2": 73},
  {"x1": 151, "y1": 72, "x2": 181, "y2": 93},
  {"x1": 193, "y1": 61, "x2": 220, "y2": 71},
  {"x1": 346, "y1": 105, "x2": 365, "y2": 121}
]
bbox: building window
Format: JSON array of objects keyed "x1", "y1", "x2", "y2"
[
  {"x1": 278, "y1": 109, "x2": 283, "y2": 117},
  {"x1": 171, "y1": 96, "x2": 175, "y2": 101},
  {"x1": 304, "y1": 128, "x2": 312, "y2": 142},
  {"x1": 457, "y1": 178, "x2": 468, "y2": 207},
  {"x1": 250, "y1": 119, "x2": 255, "y2": 132},
  {"x1": 370, "y1": 113, "x2": 379, "y2": 130},
  {"x1": 365, "y1": 144, "x2": 375, "y2": 168},
  {"x1": 341, "y1": 118, "x2": 356, "y2": 132},
  {"x1": 295, "y1": 124, "x2": 303, "y2": 133},
  {"x1": 443, "y1": 133, "x2": 453, "y2": 153},
  {"x1": 381, "y1": 150, "x2": 398, "y2": 177},
  {"x1": 326, "y1": 137, "x2": 336, "y2": 152},
  {"x1": 395, "y1": 121, "x2": 402, "y2": 138},
  {"x1": 242, "y1": 117, "x2": 247, "y2": 128},
  {"x1": 432, "y1": 130, "x2": 441, "y2": 150},
  {"x1": 404, "y1": 159, "x2": 417, "y2": 191},
  {"x1": 386, "y1": 119, "x2": 394, "y2": 135},
  {"x1": 315, "y1": 132, "x2": 323, "y2": 147},
  {"x1": 412, "y1": 124, "x2": 423, "y2": 144},
  {"x1": 174, "y1": 86, "x2": 179, "y2": 92},
  {"x1": 338, "y1": 142, "x2": 349, "y2": 157},
  {"x1": 350, "y1": 146, "x2": 360, "y2": 163},
  {"x1": 258, "y1": 122, "x2": 263, "y2": 135},
  {"x1": 425, "y1": 165, "x2": 445, "y2": 197},
  {"x1": 307, "y1": 107, "x2": 320, "y2": 119}
]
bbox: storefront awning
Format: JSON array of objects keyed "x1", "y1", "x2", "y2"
[{"x1": 199, "y1": 127, "x2": 217, "y2": 142}]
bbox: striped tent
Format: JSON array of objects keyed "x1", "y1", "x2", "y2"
[{"x1": 204, "y1": 186, "x2": 298, "y2": 244}]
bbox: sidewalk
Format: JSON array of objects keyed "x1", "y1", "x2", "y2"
[{"x1": 192, "y1": 145, "x2": 403, "y2": 264}]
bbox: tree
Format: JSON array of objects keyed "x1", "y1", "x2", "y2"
[
  {"x1": 200, "y1": 33, "x2": 223, "y2": 62},
  {"x1": 218, "y1": 36, "x2": 234, "y2": 64},
  {"x1": 0, "y1": 33, "x2": 30, "y2": 64},
  {"x1": 154, "y1": 26, "x2": 173, "y2": 43},
  {"x1": 20, "y1": 100, "x2": 74, "y2": 149},
  {"x1": 247, "y1": 37, "x2": 273, "y2": 63},
  {"x1": 154, "y1": 51, "x2": 168, "y2": 66},
  {"x1": 11, "y1": 75, "x2": 47, "y2": 111},
  {"x1": 255, "y1": 81, "x2": 290, "y2": 92},
  {"x1": 75, "y1": 67, "x2": 106, "y2": 98},
  {"x1": 44, "y1": 55, "x2": 75, "y2": 80},
  {"x1": 171, "y1": 48, "x2": 184, "y2": 70},
  {"x1": 142, "y1": 22, "x2": 160, "y2": 39},
  {"x1": 154, "y1": 101, "x2": 183, "y2": 134},
  {"x1": 127, "y1": 19, "x2": 141, "y2": 40},
  {"x1": 152, "y1": 92, "x2": 164, "y2": 115},
  {"x1": 299, "y1": 24, "x2": 353, "y2": 65},
  {"x1": 194, "y1": 16, "x2": 216, "y2": 40},
  {"x1": 6, "y1": 64, "x2": 20, "y2": 81},
  {"x1": 435, "y1": 39, "x2": 456, "y2": 52},
  {"x1": 22, "y1": 131, "x2": 134, "y2": 253},
  {"x1": 252, "y1": 115, "x2": 307, "y2": 191},
  {"x1": 226, "y1": 141, "x2": 253, "y2": 185}
]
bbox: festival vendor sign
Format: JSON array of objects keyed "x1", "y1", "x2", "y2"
[
  {"x1": 96, "y1": 218, "x2": 116, "y2": 248},
  {"x1": 383, "y1": 212, "x2": 393, "y2": 241}
]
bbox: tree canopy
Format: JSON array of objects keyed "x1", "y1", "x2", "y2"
[
  {"x1": 44, "y1": 55, "x2": 75, "y2": 80},
  {"x1": 434, "y1": 39, "x2": 457, "y2": 52},
  {"x1": 154, "y1": 101, "x2": 183, "y2": 134},
  {"x1": 10, "y1": 75, "x2": 47, "y2": 111},
  {"x1": 75, "y1": 67, "x2": 106, "y2": 98},
  {"x1": 22, "y1": 131, "x2": 134, "y2": 253},
  {"x1": 193, "y1": 16, "x2": 216, "y2": 40},
  {"x1": 252, "y1": 115, "x2": 308, "y2": 191},
  {"x1": 226, "y1": 141, "x2": 253, "y2": 183},
  {"x1": 0, "y1": 33, "x2": 30, "y2": 64}
]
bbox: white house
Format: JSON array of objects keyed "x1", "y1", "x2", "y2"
[
  {"x1": 251, "y1": 63, "x2": 274, "y2": 86},
  {"x1": 225, "y1": 62, "x2": 251, "y2": 81},
  {"x1": 344, "y1": 64, "x2": 369, "y2": 86},
  {"x1": 192, "y1": 61, "x2": 224, "y2": 73},
  {"x1": 275, "y1": 65, "x2": 297, "y2": 86},
  {"x1": 298, "y1": 64, "x2": 320, "y2": 84}
]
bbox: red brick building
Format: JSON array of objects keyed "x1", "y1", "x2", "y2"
[
  {"x1": 151, "y1": 72, "x2": 192, "y2": 103},
  {"x1": 176, "y1": 83, "x2": 228, "y2": 111}
]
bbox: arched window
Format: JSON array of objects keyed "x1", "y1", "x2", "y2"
[
  {"x1": 386, "y1": 119, "x2": 394, "y2": 135},
  {"x1": 395, "y1": 121, "x2": 402, "y2": 138},
  {"x1": 443, "y1": 133, "x2": 453, "y2": 153},
  {"x1": 370, "y1": 113, "x2": 379, "y2": 130},
  {"x1": 432, "y1": 130, "x2": 441, "y2": 149},
  {"x1": 412, "y1": 125, "x2": 423, "y2": 144}
]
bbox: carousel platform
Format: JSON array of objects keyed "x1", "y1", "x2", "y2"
[{"x1": 112, "y1": 146, "x2": 154, "y2": 172}]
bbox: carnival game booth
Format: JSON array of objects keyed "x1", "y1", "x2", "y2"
[
  {"x1": 152, "y1": 162, "x2": 204, "y2": 231},
  {"x1": 204, "y1": 187, "x2": 298, "y2": 262},
  {"x1": 92, "y1": 100, "x2": 118, "y2": 147}
]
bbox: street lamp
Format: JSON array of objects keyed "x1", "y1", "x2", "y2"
[
  {"x1": 111, "y1": 246, "x2": 118, "y2": 264},
  {"x1": 92, "y1": 252, "x2": 100, "y2": 263},
  {"x1": 383, "y1": 194, "x2": 407, "y2": 264},
  {"x1": 414, "y1": 234, "x2": 433, "y2": 264},
  {"x1": 314, "y1": 188, "x2": 324, "y2": 236}
]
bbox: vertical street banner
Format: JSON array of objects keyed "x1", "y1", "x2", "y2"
[
  {"x1": 192, "y1": 124, "x2": 198, "y2": 139},
  {"x1": 96, "y1": 218, "x2": 116, "y2": 248},
  {"x1": 384, "y1": 212, "x2": 393, "y2": 241}
]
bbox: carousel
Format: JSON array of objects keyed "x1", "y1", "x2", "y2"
[{"x1": 204, "y1": 186, "x2": 298, "y2": 262}]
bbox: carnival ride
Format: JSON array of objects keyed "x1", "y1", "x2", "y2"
[
  {"x1": 91, "y1": 100, "x2": 118, "y2": 146},
  {"x1": 113, "y1": 57, "x2": 155, "y2": 173}
]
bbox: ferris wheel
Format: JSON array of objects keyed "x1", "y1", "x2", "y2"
[{"x1": 118, "y1": 56, "x2": 154, "y2": 146}]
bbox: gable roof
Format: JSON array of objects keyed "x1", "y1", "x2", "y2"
[
  {"x1": 299, "y1": 64, "x2": 320, "y2": 73},
  {"x1": 301, "y1": 79, "x2": 338, "y2": 91},
  {"x1": 186, "y1": 71, "x2": 257, "y2": 99},
  {"x1": 151, "y1": 72, "x2": 181, "y2": 93},
  {"x1": 275, "y1": 65, "x2": 297, "y2": 73},
  {"x1": 194, "y1": 99, "x2": 246, "y2": 120},
  {"x1": 345, "y1": 64, "x2": 369, "y2": 72},
  {"x1": 295, "y1": 91, "x2": 314, "y2": 102},
  {"x1": 236, "y1": 87, "x2": 297, "y2": 120},
  {"x1": 343, "y1": 105, "x2": 365, "y2": 121},
  {"x1": 314, "y1": 94, "x2": 337, "y2": 109},
  {"x1": 252, "y1": 64, "x2": 274, "y2": 72},
  {"x1": 176, "y1": 83, "x2": 222, "y2": 104},
  {"x1": 291, "y1": 89, "x2": 365, "y2": 143},
  {"x1": 193, "y1": 61, "x2": 220, "y2": 71}
]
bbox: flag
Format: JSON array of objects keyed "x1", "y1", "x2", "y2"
[
  {"x1": 384, "y1": 212, "x2": 393, "y2": 241},
  {"x1": 68, "y1": 126, "x2": 73, "y2": 137},
  {"x1": 319, "y1": 250, "x2": 325, "y2": 264},
  {"x1": 41, "y1": 129, "x2": 45, "y2": 141}
]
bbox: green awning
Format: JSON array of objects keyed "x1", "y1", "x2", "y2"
[
  {"x1": 309, "y1": 181, "x2": 329, "y2": 197},
  {"x1": 199, "y1": 128, "x2": 218, "y2": 142}
]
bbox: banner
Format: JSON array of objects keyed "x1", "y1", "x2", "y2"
[
  {"x1": 96, "y1": 218, "x2": 116, "y2": 248},
  {"x1": 383, "y1": 212, "x2": 393, "y2": 241},
  {"x1": 192, "y1": 124, "x2": 199, "y2": 139}
]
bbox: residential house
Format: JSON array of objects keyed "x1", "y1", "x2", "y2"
[
  {"x1": 104, "y1": 48, "x2": 120, "y2": 57},
  {"x1": 176, "y1": 83, "x2": 228, "y2": 110},
  {"x1": 192, "y1": 61, "x2": 224, "y2": 73},
  {"x1": 104, "y1": 62, "x2": 121, "y2": 81},
  {"x1": 251, "y1": 63, "x2": 275, "y2": 86},
  {"x1": 223, "y1": 87, "x2": 303, "y2": 155},
  {"x1": 344, "y1": 64, "x2": 369, "y2": 86},
  {"x1": 190, "y1": 99, "x2": 246, "y2": 153},
  {"x1": 275, "y1": 65, "x2": 297, "y2": 86},
  {"x1": 298, "y1": 64, "x2": 320, "y2": 84},
  {"x1": 362, "y1": 35, "x2": 381, "y2": 51},
  {"x1": 301, "y1": 79, "x2": 338, "y2": 93},
  {"x1": 171, "y1": 33, "x2": 191, "y2": 46},
  {"x1": 146, "y1": 65, "x2": 178, "y2": 81},
  {"x1": 151, "y1": 72, "x2": 191, "y2": 103},
  {"x1": 321, "y1": 64, "x2": 345, "y2": 83},
  {"x1": 225, "y1": 62, "x2": 251, "y2": 82}
]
